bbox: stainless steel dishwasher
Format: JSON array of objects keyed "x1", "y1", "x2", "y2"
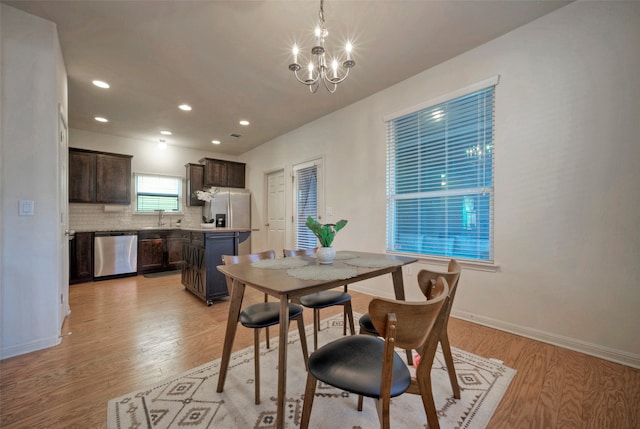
[{"x1": 94, "y1": 232, "x2": 138, "y2": 279}]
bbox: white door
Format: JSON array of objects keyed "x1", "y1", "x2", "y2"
[
  {"x1": 266, "y1": 170, "x2": 285, "y2": 252},
  {"x1": 58, "y1": 107, "x2": 70, "y2": 328},
  {"x1": 292, "y1": 158, "x2": 324, "y2": 249}
]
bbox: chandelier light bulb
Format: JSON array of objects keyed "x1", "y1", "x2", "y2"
[{"x1": 292, "y1": 45, "x2": 299, "y2": 64}]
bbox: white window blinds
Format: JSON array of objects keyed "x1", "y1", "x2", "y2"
[
  {"x1": 135, "y1": 174, "x2": 182, "y2": 212},
  {"x1": 386, "y1": 79, "x2": 497, "y2": 262},
  {"x1": 295, "y1": 165, "x2": 318, "y2": 249}
]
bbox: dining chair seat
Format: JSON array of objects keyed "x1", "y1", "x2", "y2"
[
  {"x1": 240, "y1": 302, "x2": 304, "y2": 328},
  {"x1": 357, "y1": 313, "x2": 378, "y2": 336},
  {"x1": 307, "y1": 335, "x2": 411, "y2": 398},
  {"x1": 299, "y1": 290, "x2": 351, "y2": 309}
]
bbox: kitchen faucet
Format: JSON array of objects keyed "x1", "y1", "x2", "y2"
[{"x1": 155, "y1": 209, "x2": 165, "y2": 227}]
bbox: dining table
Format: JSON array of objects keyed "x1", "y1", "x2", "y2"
[{"x1": 216, "y1": 250, "x2": 418, "y2": 429}]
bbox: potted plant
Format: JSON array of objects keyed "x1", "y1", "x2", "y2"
[{"x1": 306, "y1": 216, "x2": 348, "y2": 264}]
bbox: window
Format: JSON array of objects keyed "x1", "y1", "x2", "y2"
[
  {"x1": 293, "y1": 159, "x2": 323, "y2": 249},
  {"x1": 385, "y1": 77, "x2": 498, "y2": 262},
  {"x1": 134, "y1": 174, "x2": 182, "y2": 213}
]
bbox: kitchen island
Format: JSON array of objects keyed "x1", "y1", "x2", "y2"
[{"x1": 180, "y1": 228, "x2": 252, "y2": 305}]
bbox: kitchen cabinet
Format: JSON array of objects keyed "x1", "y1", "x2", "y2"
[
  {"x1": 69, "y1": 232, "x2": 93, "y2": 284},
  {"x1": 69, "y1": 148, "x2": 132, "y2": 204},
  {"x1": 182, "y1": 231, "x2": 238, "y2": 305},
  {"x1": 185, "y1": 163, "x2": 205, "y2": 207},
  {"x1": 226, "y1": 161, "x2": 246, "y2": 188},
  {"x1": 199, "y1": 158, "x2": 245, "y2": 188},
  {"x1": 137, "y1": 230, "x2": 189, "y2": 274}
]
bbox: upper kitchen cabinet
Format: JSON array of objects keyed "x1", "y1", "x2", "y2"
[
  {"x1": 185, "y1": 163, "x2": 205, "y2": 207},
  {"x1": 69, "y1": 149, "x2": 96, "y2": 203},
  {"x1": 69, "y1": 148, "x2": 133, "y2": 204},
  {"x1": 199, "y1": 158, "x2": 245, "y2": 188},
  {"x1": 226, "y1": 161, "x2": 246, "y2": 188}
]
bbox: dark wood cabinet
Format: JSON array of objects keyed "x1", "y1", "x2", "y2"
[
  {"x1": 138, "y1": 237, "x2": 165, "y2": 272},
  {"x1": 96, "y1": 153, "x2": 131, "y2": 204},
  {"x1": 199, "y1": 158, "x2": 245, "y2": 188},
  {"x1": 185, "y1": 163, "x2": 205, "y2": 206},
  {"x1": 138, "y1": 230, "x2": 189, "y2": 274},
  {"x1": 69, "y1": 232, "x2": 94, "y2": 284},
  {"x1": 167, "y1": 235, "x2": 189, "y2": 269},
  {"x1": 226, "y1": 161, "x2": 246, "y2": 188},
  {"x1": 69, "y1": 148, "x2": 132, "y2": 204},
  {"x1": 182, "y1": 231, "x2": 238, "y2": 305},
  {"x1": 69, "y1": 151, "x2": 96, "y2": 203}
]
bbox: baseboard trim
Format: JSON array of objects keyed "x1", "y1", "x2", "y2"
[
  {"x1": 0, "y1": 335, "x2": 61, "y2": 360},
  {"x1": 352, "y1": 285, "x2": 639, "y2": 369}
]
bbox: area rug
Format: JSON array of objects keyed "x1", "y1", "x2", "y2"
[{"x1": 107, "y1": 313, "x2": 515, "y2": 429}]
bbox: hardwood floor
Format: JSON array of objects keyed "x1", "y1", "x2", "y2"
[{"x1": 1, "y1": 274, "x2": 638, "y2": 428}]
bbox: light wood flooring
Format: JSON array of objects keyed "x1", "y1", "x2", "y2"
[{"x1": 1, "y1": 274, "x2": 638, "y2": 428}]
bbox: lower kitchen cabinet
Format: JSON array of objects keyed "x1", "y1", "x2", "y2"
[
  {"x1": 138, "y1": 230, "x2": 189, "y2": 274},
  {"x1": 69, "y1": 232, "x2": 93, "y2": 284},
  {"x1": 181, "y1": 231, "x2": 238, "y2": 305}
]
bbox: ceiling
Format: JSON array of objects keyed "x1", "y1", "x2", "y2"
[{"x1": 3, "y1": 0, "x2": 571, "y2": 156}]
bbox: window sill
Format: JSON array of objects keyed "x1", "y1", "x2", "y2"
[{"x1": 386, "y1": 251, "x2": 499, "y2": 272}]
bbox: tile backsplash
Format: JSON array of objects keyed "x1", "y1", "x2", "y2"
[{"x1": 69, "y1": 203, "x2": 203, "y2": 231}]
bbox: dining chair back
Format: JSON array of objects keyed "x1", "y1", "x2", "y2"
[
  {"x1": 358, "y1": 259, "x2": 462, "y2": 399},
  {"x1": 416, "y1": 259, "x2": 461, "y2": 398},
  {"x1": 300, "y1": 277, "x2": 450, "y2": 429},
  {"x1": 221, "y1": 250, "x2": 309, "y2": 404},
  {"x1": 283, "y1": 248, "x2": 355, "y2": 350}
]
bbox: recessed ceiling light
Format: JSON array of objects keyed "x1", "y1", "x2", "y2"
[
  {"x1": 211, "y1": 140, "x2": 221, "y2": 145},
  {"x1": 160, "y1": 130, "x2": 172, "y2": 135},
  {"x1": 92, "y1": 80, "x2": 110, "y2": 89},
  {"x1": 94, "y1": 116, "x2": 108, "y2": 123},
  {"x1": 179, "y1": 104, "x2": 192, "y2": 111},
  {"x1": 239, "y1": 120, "x2": 250, "y2": 126}
]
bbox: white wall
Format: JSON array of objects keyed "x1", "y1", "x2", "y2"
[
  {"x1": 1, "y1": 5, "x2": 68, "y2": 358},
  {"x1": 241, "y1": 1, "x2": 640, "y2": 367}
]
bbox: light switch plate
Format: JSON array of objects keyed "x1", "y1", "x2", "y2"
[{"x1": 19, "y1": 199, "x2": 35, "y2": 216}]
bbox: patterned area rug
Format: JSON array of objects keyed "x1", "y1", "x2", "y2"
[{"x1": 107, "y1": 314, "x2": 515, "y2": 429}]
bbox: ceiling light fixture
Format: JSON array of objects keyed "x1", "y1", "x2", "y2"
[
  {"x1": 160, "y1": 130, "x2": 172, "y2": 135},
  {"x1": 92, "y1": 80, "x2": 110, "y2": 89},
  {"x1": 288, "y1": 0, "x2": 355, "y2": 94},
  {"x1": 239, "y1": 120, "x2": 250, "y2": 126},
  {"x1": 211, "y1": 140, "x2": 221, "y2": 145},
  {"x1": 94, "y1": 116, "x2": 108, "y2": 123},
  {"x1": 178, "y1": 104, "x2": 192, "y2": 111}
]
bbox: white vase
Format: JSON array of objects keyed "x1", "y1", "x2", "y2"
[{"x1": 317, "y1": 246, "x2": 336, "y2": 265}]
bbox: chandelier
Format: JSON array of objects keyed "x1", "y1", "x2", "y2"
[{"x1": 288, "y1": 0, "x2": 355, "y2": 93}]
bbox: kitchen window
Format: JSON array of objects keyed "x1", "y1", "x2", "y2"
[
  {"x1": 385, "y1": 76, "x2": 498, "y2": 263},
  {"x1": 134, "y1": 173, "x2": 183, "y2": 213}
]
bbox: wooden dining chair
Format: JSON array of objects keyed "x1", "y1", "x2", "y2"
[
  {"x1": 283, "y1": 248, "x2": 355, "y2": 350},
  {"x1": 358, "y1": 259, "x2": 462, "y2": 399},
  {"x1": 221, "y1": 250, "x2": 309, "y2": 404},
  {"x1": 300, "y1": 277, "x2": 450, "y2": 429}
]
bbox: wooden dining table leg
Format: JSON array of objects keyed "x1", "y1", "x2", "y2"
[
  {"x1": 391, "y1": 267, "x2": 414, "y2": 366},
  {"x1": 216, "y1": 278, "x2": 246, "y2": 393},
  {"x1": 275, "y1": 295, "x2": 291, "y2": 429}
]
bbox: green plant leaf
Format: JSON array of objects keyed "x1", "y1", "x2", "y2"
[{"x1": 305, "y1": 216, "x2": 348, "y2": 247}]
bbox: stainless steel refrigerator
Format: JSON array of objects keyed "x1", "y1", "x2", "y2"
[{"x1": 203, "y1": 187, "x2": 251, "y2": 254}]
